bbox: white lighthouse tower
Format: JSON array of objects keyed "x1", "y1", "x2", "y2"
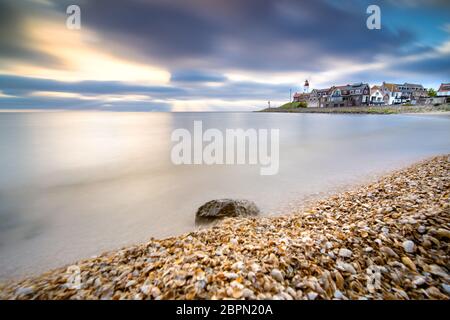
[{"x1": 303, "y1": 79, "x2": 310, "y2": 93}]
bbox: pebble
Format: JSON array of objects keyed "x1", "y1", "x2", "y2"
[
  {"x1": 402, "y1": 240, "x2": 415, "y2": 253},
  {"x1": 338, "y1": 248, "x2": 353, "y2": 258},
  {"x1": 271, "y1": 269, "x2": 284, "y2": 282},
  {"x1": 307, "y1": 292, "x2": 318, "y2": 300}
]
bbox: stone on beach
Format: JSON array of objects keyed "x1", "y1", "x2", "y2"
[{"x1": 195, "y1": 199, "x2": 260, "y2": 224}]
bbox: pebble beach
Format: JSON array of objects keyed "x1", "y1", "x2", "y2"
[{"x1": 1, "y1": 155, "x2": 449, "y2": 300}]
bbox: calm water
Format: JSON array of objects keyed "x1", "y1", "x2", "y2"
[{"x1": 0, "y1": 111, "x2": 449, "y2": 280}]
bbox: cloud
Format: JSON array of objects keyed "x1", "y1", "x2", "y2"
[
  {"x1": 59, "y1": 0, "x2": 416, "y2": 72},
  {"x1": 171, "y1": 70, "x2": 227, "y2": 83},
  {"x1": 0, "y1": 74, "x2": 184, "y2": 97}
]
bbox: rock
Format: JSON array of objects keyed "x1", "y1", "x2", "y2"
[
  {"x1": 271, "y1": 269, "x2": 284, "y2": 282},
  {"x1": 307, "y1": 292, "x2": 318, "y2": 300},
  {"x1": 435, "y1": 228, "x2": 450, "y2": 240},
  {"x1": 336, "y1": 261, "x2": 356, "y2": 274},
  {"x1": 15, "y1": 287, "x2": 34, "y2": 296},
  {"x1": 338, "y1": 248, "x2": 353, "y2": 258},
  {"x1": 334, "y1": 290, "x2": 344, "y2": 299},
  {"x1": 401, "y1": 256, "x2": 417, "y2": 271},
  {"x1": 441, "y1": 284, "x2": 450, "y2": 295},
  {"x1": 380, "y1": 246, "x2": 398, "y2": 258},
  {"x1": 402, "y1": 240, "x2": 415, "y2": 253},
  {"x1": 195, "y1": 199, "x2": 260, "y2": 223}
]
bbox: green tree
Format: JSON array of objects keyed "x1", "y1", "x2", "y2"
[{"x1": 428, "y1": 88, "x2": 437, "y2": 97}]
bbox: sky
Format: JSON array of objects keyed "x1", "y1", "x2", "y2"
[{"x1": 0, "y1": 0, "x2": 449, "y2": 111}]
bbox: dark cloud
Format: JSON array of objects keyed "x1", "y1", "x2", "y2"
[
  {"x1": 57, "y1": 0, "x2": 416, "y2": 71},
  {"x1": 0, "y1": 75, "x2": 185, "y2": 97},
  {"x1": 0, "y1": 1, "x2": 63, "y2": 67},
  {"x1": 0, "y1": 95, "x2": 172, "y2": 112}
]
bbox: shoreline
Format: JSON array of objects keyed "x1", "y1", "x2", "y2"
[
  {"x1": 1, "y1": 155, "x2": 449, "y2": 300},
  {"x1": 259, "y1": 104, "x2": 450, "y2": 115}
]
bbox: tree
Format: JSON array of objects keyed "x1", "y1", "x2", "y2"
[{"x1": 428, "y1": 88, "x2": 437, "y2": 97}]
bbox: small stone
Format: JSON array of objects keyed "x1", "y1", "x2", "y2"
[
  {"x1": 140, "y1": 285, "x2": 151, "y2": 295},
  {"x1": 417, "y1": 225, "x2": 426, "y2": 233},
  {"x1": 242, "y1": 288, "x2": 254, "y2": 299},
  {"x1": 364, "y1": 246, "x2": 373, "y2": 252},
  {"x1": 412, "y1": 276, "x2": 426, "y2": 286},
  {"x1": 224, "y1": 272, "x2": 239, "y2": 280},
  {"x1": 380, "y1": 246, "x2": 398, "y2": 258},
  {"x1": 401, "y1": 256, "x2": 417, "y2": 271},
  {"x1": 435, "y1": 228, "x2": 450, "y2": 240},
  {"x1": 271, "y1": 269, "x2": 284, "y2": 282},
  {"x1": 125, "y1": 280, "x2": 136, "y2": 288},
  {"x1": 338, "y1": 248, "x2": 353, "y2": 258},
  {"x1": 151, "y1": 286, "x2": 161, "y2": 298},
  {"x1": 336, "y1": 261, "x2": 356, "y2": 274},
  {"x1": 334, "y1": 290, "x2": 344, "y2": 299},
  {"x1": 15, "y1": 287, "x2": 34, "y2": 296},
  {"x1": 441, "y1": 284, "x2": 450, "y2": 294},
  {"x1": 402, "y1": 240, "x2": 415, "y2": 253},
  {"x1": 232, "y1": 261, "x2": 244, "y2": 270},
  {"x1": 307, "y1": 292, "x2": 318, "y2": 300}
]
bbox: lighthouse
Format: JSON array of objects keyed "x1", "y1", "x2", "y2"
[{"x1": 303, "y1": 80, "x2": 310, "y2": 93}]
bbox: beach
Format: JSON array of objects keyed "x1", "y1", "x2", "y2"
[{"x1": 1, "y1": 154, "x2": 448, "y2": 300}]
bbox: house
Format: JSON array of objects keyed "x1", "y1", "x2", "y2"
[
  {"x1": 437, "y1": 83, "x2": 450, "y2": 97},
  {"x1": 308, "y1": 88, "x2": 330, "y2": 108},
  {"x1": 380, "y1": 82, "x2": 402, "y2": 105},
  {"x1": 324, "y1": 83, "x2": 370, "y2": 107},
  {"x1": 396, "y1": 83, "x2": 427, "y2": 103},
  {"x1": 293, "y1": 92, "x2": 310, "y2": 103},
  {"x1": 370, "y1": 85, "x2": 387, "y2": 105}
]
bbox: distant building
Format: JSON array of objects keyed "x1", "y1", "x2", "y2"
[
  {"x1": 325, "y1": 83, "x2": 370, "y2": 107},
  {"x1": 292, "y1": 92, "x2": 310, "y2": 103},
  {"x1": 309, "y1": 88, "x2": 330, "y2": 108},
  {"x1": 380, "y1": 82, "x2": 402, "y2": 105},
  {"x1": 370, "y1": 85, "x2": 387, "y2": 105},
  {"x1": 437, "y1": 83, "x2": 450, "y2": 97},
  {"x1": 303, "y1": 80, "x2": 310, "y2": 93},
  {"x1": 396, "y1": 83, "x2": 427, "y2": 103}
]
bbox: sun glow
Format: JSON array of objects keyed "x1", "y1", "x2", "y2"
[{"x1": 2, "y1": 18, "x2": 171, "y2": 85}]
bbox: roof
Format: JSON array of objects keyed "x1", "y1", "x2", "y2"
[
  {"x1": 293, "y1": 92, "x2": 310, "y2": 98},
  {"x1": 403, "y1": 83, "x2": 424, "y2": 88},
  {"x1": 382, "y1": 83, "x2": 399, "y2": 92},
  {"x1": 438, "y1": 83, "x2": 450, "y2": 92}
]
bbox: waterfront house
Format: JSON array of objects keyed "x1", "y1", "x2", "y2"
[
  {"x1": 370, "y1": 85, "x2": 387, "y2": 105},
  {"x1": 308, "y1": 88, "x2": 331, "y2": 108},
  {"x1": 396, "y1": 83, "x2": 427, "y2": 103},
  {"x1": 293, "y1": 92, "x2": 310, "y2": 103},
  {"x1": 437, "y1": 83, "x2": 450, "y2": 97},
  {"x1": 434, "y1": 83, "x2": 450, "y2": 103},
  {"x1": 325, "y1": 83, "x2": 370, "y2": 107},
  {"x1": 380, "y1": 82, "x2": 402, "y2": 105}
]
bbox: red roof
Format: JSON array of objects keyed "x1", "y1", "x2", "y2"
[{"x1": 438, "y1": 83, "x2": 450, "y2": 92}]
